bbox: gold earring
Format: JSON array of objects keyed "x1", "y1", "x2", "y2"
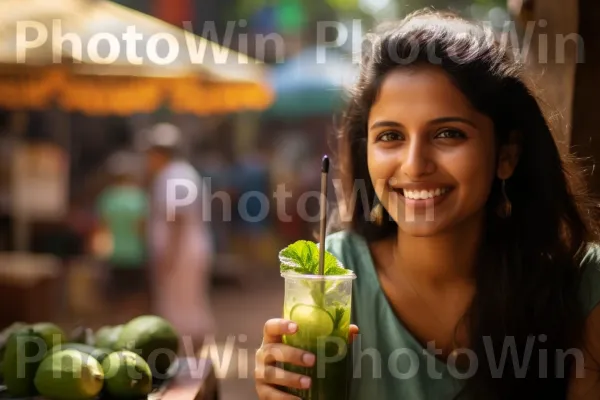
[
  {"x1": 497, "y1": 179, "x2": 512, "y2": 218},
  {"x1": 370, "y1": 199, "x2": 384, "y2": 225}
]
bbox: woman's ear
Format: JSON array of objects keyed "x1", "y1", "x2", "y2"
[{"x1": 497, "y1": 130, "x2": 521, "y2": 180}]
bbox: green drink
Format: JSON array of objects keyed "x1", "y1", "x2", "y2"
[{"x1": 279, "y1": 240, "x2": 356, "y2": 400}]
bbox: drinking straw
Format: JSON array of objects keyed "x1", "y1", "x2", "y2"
[{"x1": 318, "y1": 155, "x2": 329, "y2": 276}]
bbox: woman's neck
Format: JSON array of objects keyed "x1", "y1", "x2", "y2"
[{"x1": 394, "y1": 215, "x2": 485, "y2": 288}]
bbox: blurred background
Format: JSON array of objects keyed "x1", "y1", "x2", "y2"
[{"x1": 0, "y1": 0, "x2": 598, "y2": 398}]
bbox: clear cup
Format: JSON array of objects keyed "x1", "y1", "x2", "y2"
[{"x1": 280, "y1": 271, "x2": 356, "y2": 400}]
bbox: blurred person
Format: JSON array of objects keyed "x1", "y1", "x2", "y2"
[
  {"x1": 270, "y1": 132, "x2": 311, "y2": 245},
  {"x1": 231, "y1": 150, "x2": 273, "y2": 266},
  {"x1": 144, "y1": 123, "x2": 215, "y2": 350},
  {"x1": 255, "y1": 9, "x2": 600, "y2": 400},
  {"x1": 94, "y1": 151, "x2": 149, "y2": 318},
  {"x1": 194, "y1": 147, "x2": 232, "y2": 257}
]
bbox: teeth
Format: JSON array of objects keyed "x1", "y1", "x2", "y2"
[{"x1": 403, "y1": 188, "x2": 448, "y2": 200}]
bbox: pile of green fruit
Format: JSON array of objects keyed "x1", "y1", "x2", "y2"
[{"x1": 0, "y1": 315, "x2": 180, "y2": 400}]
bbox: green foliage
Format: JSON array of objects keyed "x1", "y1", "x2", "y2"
[{"x1": 279, "y1": 240, "x2": 348, "y2": 275}]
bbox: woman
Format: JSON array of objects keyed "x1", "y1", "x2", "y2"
[{"x1": 254, "y1": 9, "x2": 600, "y2": 400}]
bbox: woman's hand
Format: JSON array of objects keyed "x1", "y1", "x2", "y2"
[{"x1": 254, "y1": 318, "x2": 359, "y2": 399}]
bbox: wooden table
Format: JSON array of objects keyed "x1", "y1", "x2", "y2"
[{"x1": 157, "y1": 358, "x2": 219, "y2": 400}]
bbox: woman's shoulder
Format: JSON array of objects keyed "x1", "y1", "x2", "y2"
[
  {"x1": 578, "y1": 242, "x2": 600, "y2": 316},
  {"x1": 325, "y1": 230, "x2": 370, "y2": 270}
]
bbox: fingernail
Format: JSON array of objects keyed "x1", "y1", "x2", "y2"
[
  {"x1": 288, "y1": 323, "x2": 297, "y2": 332},
  {"x1": 300, "y1": 377, "x2": 311, "y2": 388},
  {"x1": 302, "y1": 353, "x2": 315, "y2": 366}
]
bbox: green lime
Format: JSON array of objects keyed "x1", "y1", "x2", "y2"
[
  {"x1": 34, "y1": 349, "x2": 104, "y2": 400},
  {"x1": 115, "y1": 315, "x2": 179, "y2": 378},
  {"x1": 102, "y1": 351, "x2": 153, "y2": 398},
  {"x1": 4, "y1": 328, "x2": 46, "y2": 396},
  {"x1": 32, "y1": 322, "x2": 67, "y2": 351},
  {"x1": 0, "y1": 322, "x2": 28, "y2": 380},
  {"x1": 0, "y1": 322, "x2": 27, "y2": 344},
  {"x1": 94, "y1": 325, "x2": 123, "y2": 350},
  {"x1": 290, "y1": 304, "x2": 335, "y2": 339},
  {"x1": 47, "y1": 343, "x2": 111, "y2": 364}
]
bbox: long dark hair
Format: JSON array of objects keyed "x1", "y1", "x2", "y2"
[{"x1": 333, "y1": 9, "x2": 600, "y2": 399}]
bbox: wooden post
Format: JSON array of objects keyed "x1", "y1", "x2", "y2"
[
  {"x1": 510, "y1": 0, "x2": 600, "y2": 195},
  {"x1": 508, "y1": 0, "x2": 580, "y2": 154},
  {"x1": 570, "y1": 0, "x2": 600, "y2": 195}
]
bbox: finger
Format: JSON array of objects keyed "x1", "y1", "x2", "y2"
[
  {"x1": 263, "y1": 318, "x2": 298, "y2": 344},
  {"x1": 257, "y1": 343, "x2": 315, "y2": 367},
  {"x1": 257, "y1": 365, "x2": 311, "y2": 391},
  {"x1": 256, "y1": 384, "x2": 301, "y2": 400},
  {"x1": 349, "y1": 324, "x2": 359, "y2": 344}
]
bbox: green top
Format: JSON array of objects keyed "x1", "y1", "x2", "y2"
[
  {"x1": 324, "y1": 230, "x2": 600, "y2": 400},
  {"x1": 96, "y1": 185, "x2": 148, "y2": 267}
]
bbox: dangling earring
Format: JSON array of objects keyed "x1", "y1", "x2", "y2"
[
  {"x1": 370, "y1": 197, "x2": 384, "y2": 225},
  {"x1": 497, "y1": 179, "x2": 512, "y2": 218}
]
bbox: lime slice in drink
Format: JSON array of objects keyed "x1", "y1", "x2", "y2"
[{"x1": 290, "y1": 304, "x2": 335, "y2": 338}]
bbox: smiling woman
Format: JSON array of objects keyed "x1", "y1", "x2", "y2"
[
  {"x1": 330, "y1": 9, "x2": 600, "y2": 400},
  {"x1": 366, "y1": 64, "x2": 504, "y2": 238},
  {"x1": 254, "y1": 8, "x2": 600, "y2": 400}
]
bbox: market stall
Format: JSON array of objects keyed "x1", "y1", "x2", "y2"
[{"x1": 0, "y1": 0, "x2": 273, "y2": 115}]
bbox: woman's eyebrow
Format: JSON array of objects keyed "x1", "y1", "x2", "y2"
[
  {"x1": 369, "y1": 120, "x2": 403, "y2": 130},
  {"x1": 429, "y1": 116, "x2": 477, "y2": 128},
  {"x1": 369, "y1": 116, "x2": 476, "y2": 130}
]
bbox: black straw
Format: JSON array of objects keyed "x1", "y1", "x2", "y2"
[{"x1": 318, "y1": 155, "x2": 329, "y2": 275}]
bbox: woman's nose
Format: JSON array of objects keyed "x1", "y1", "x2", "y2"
[{"x1": 400, "y1": 140, "x2": 435, "y2": 179}]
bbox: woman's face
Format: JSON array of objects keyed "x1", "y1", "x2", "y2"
[{"x1": 367, "y1": 65, "x2": 506, "y2": 237}]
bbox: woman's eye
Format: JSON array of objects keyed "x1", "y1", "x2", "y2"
[
  {"x1": 377, "y1": 131, "x2": 403, "y2": 142},
  {"x1": 435, "y1": 129, "x2": 466, "y2": 139}
]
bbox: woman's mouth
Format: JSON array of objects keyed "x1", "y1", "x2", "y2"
[
  {"x1": 400, "y1": 187, "x2": 451, "y2": 200},
  {"x1": 392, "y1": 186, "x2": 452, "y2": 200},
  {"x1": 389, "y1": 186, "x2": 454, "y2": 214}
]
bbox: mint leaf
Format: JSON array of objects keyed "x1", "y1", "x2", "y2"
[
  {"x1": 279, "y1": 240, "x2": 318, "y2": 274},
  {"x1": 279, "y1": 240, "x2": 349, "y2": 276},
  {"x1": 323, "y1": 251, "x2": 346, "y2": 275},
  {"x1": 331, "y1": 306, "x2": 346, "y2": 330}
]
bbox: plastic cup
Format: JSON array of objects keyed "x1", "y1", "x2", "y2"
[{"x1": 280, "y1": 271, "x2": 356, "y2": 400}]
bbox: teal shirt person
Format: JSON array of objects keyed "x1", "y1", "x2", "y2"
[
  {"x1": 96, "y1": 184, "x2": 148, "y2": 267},
  {"x1": 325, "y1": 231, "x2": 600, "y2": 400}
]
